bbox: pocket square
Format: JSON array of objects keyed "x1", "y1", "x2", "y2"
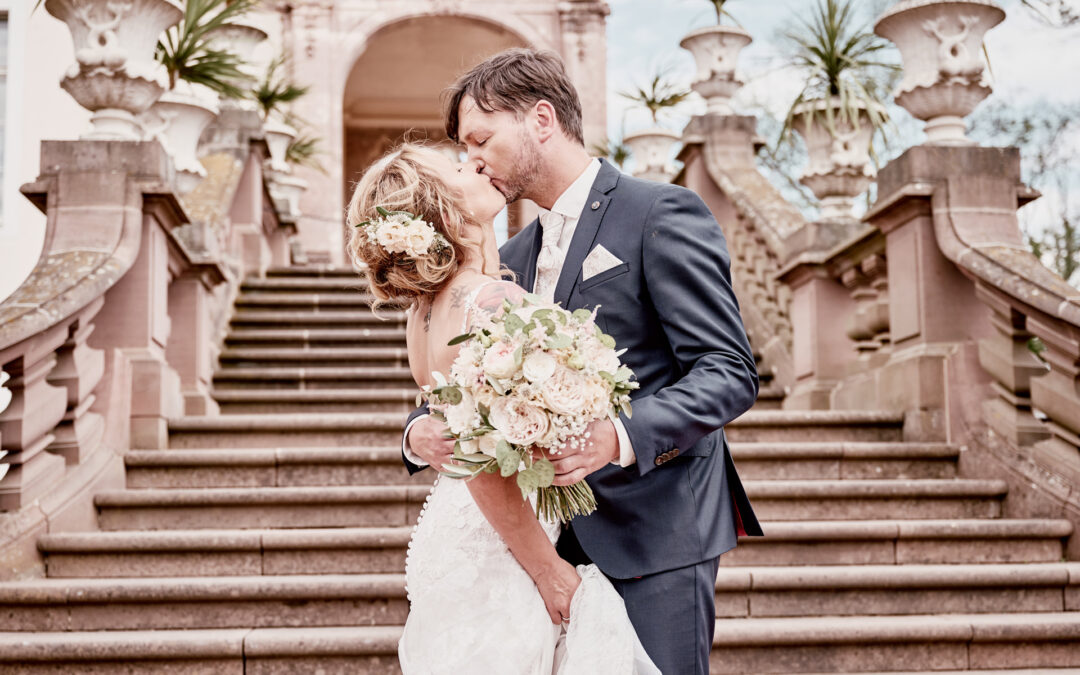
[{"x1": 582, "y1": 245, "x2": 624, "y2": 281}]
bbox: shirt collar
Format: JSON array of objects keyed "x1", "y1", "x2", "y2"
[{"x1": 538, "y1": 158, "x2": 602, "y2": 223}]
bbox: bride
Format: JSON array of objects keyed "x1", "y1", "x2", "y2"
[{"x1": 346, "y1": 143, "x2": 657, "y2": 674}]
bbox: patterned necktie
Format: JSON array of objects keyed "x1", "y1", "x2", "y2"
[{"x1": 534, "y1": 211, "x2": 566, "y2": 301}]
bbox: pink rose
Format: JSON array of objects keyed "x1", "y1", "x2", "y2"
[{"x1": 489, "y1": 397, "x2": 550, "y2": 446}]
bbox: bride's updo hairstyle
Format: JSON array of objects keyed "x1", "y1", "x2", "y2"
[{"x1": 346, "y1": 143, "x2": 483, "y2": 309}]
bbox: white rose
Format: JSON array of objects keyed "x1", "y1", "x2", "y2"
[
  {"x1": 585, "y1": 336, "x2": 620, "y2": 373},
  {"x1": 406, "y1": 221, "x2": 434, "y2": 256},
  {"x1": 443, "y1": 391, "x2": 480, "y2": 436},
  {"x1": 458, "y1": 438, "x2": 479, "y2": 455},
  {"x1": 540, "y1": 365, "x2": 589, "y2": 416},
  {"x1": 477, "y1": 432, "x2": 503, "y2": 458},
  {"x1": 522, "y1": 351, "x2": 556, "y2": 383},
  {"x1": 482, "y1": 341, "x2": 519, "y2": 380},
  {"x1": 489, "y1": 397, "x2": 550, "y2": 446}
]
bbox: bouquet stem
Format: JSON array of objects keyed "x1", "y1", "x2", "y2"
[{"x1": 536, "y1": 482, "x2": 597, "y2": 524}]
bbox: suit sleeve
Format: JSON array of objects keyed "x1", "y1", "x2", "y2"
[
  {"x1": 620, "y1": 185, "x2": 759, "y2": 476},
  {"x1": 402, "y1": 403, "x2": 431, "y2": 475}
]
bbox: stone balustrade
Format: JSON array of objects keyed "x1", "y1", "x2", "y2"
[
  {"x1": 679, "y1": 115, "x2": 799, "y2": 397},
  {"x1": 0, "y1": 128, "x2": 285, "y2": 578}
]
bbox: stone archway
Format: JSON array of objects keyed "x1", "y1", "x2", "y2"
[{"x1": 341, "y1": 15, "x2": 536, "y2": 244}]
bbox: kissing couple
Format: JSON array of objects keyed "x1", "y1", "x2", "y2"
[{"x1": 346, "y1": 47, "x2": 762, "y2": 674}]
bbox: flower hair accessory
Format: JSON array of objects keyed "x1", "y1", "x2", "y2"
[{"x1": 355, "y1": 206, "x2": 450, "y2": 259}]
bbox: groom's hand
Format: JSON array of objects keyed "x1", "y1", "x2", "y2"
[
  {"x1": 407, "y1": 416, "x2": 455, "y2": 469},
  {"x1": 546, "y1": 419, "x2": 619, "y2": 486}
]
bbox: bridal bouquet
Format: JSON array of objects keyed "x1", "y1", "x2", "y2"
[{"x1": 420, "y1": 294, "x2": 638, "y2": 523}]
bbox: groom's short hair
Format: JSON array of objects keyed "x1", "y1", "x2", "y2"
[{"x1": 444, "y1": 48, "x2": 584, "y2": 146}]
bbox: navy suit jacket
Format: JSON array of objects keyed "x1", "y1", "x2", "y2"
[{"x1": 404, "y1": 159, "x2": 762, "y2": 578}]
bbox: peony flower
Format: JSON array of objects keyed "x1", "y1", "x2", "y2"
[
  {"x1": 443, "y1": 391, "x2": 480, "y2": 436},
  {"x1": 482, "y1": 341, "x2": 519, "y2": 380},
  {"x1": 489, "y1": 397, "x2": 550, "y2": 446},
  {"x1": 540, "y1": 365, "x2": 589, "y2": 415},
  {"x1": 477, "y1": 432, "x2": 504, "y2": 458},
  {"x1": 522, "y1": 351, "x2": 556, "y2": 383}
]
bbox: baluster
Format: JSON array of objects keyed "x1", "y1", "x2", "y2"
[
  {"x1": 1026, "y1": 314, "x2": 1080, "y2": 479},
  {"x1": 976, "y1": 286, "x2": 1051, "y2": 447},
  {"x1": 45, "y1": 298, "x2": 106, "y2": 465}
]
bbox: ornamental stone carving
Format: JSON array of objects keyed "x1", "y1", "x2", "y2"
[
  {"x1": 875, "y1": 0, "x2": 1006, "y2": 145},
  {"x1": 46, "y1": 0, "x2": 183, "y2": 140},
  {"x1": 624, "y1": 128, "x2": 681, "y2": 183},
  {"x1": 792, "y1": 99, "x2": 878, "y2": 220},
  {"x1": 679, "y1": 26, "x2": 752, "y2": 115}
]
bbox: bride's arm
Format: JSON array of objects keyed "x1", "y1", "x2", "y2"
[
  {"x1": 454, "y1": 280, "x2": 581, "y2": 624},
  {"x1": 464, "y1": 473, "x2": 580, "y2": 624}
]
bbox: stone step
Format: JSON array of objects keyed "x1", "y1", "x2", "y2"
[
  {"x1": 264, "y1": 266, "x2": 359, "y2": 278},
  {"x1": 39, "y1": 527, "x2": 414, "y2": 578},
  {"x1": 235, "y1": 292, "x2": 381, "y2": 310},
  {"x1": 94, "y1": 486, "x2": 433, "y2": 530},
  {"x1": 211, "y1": 366, "x2": 416, "y2": 391},
  {"x1": 213, "y1": 388, "x2": 418, "y2": 414},
  {"x1": 230, "y1": 310, "x2": 406, "y2": 327},
  {"x1": 712, "y1": 562, "x2": 1080, "y2": 619},
  {"x1": 123, "y1": 447, "x2": 430, "y2": 489},
  {"x1": 123, "y1": 442, "x2": 961, "y2": 490},
  {"x1": 709, "y1": 613, "x2": 1080, "y2": 673},
  {"x1": 168, "y1": 413, "x2": 409, "y2": 448},
  {"x1": 243, "y1": 276, "x2": 369, "y2": 292},
  {"x1": 731, "y1": 442, "x2": 959, "y2": 480},
  {"x1": 727, "y1": 410, "x2": 906, "y2": 443},
  {"x1": 224, "y1": 327, "x2": 406, "y2": 348},
  {"x1": 753, "y1": 383, "x2": 785, "y2": 410},
  {"x1": 0, "y1": 626, "x2": 402, "y2": 674},
  {"x1": 217, "y1": 346, "x2": 409, "y2": 367},
  {"x1": 0, "y1": 574, "x2": 408, "y2": 632},
  {"x1": 744, "y1": 479, "x2": 1007, "y2": 520},
  {"x1": 38, "y1": 519, "x2": 1073, "y2": 580},
  {"x1": 730, "y1": 519, "x2": 1074, "y2": 567}
]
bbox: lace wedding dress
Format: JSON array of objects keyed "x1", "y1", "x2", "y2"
[
  {"x1": 399, "y1": 284, "x2": 659, "y2": 675},
  {"x1": 400, "y1": 476, "x2": 659, "y2": 674}
]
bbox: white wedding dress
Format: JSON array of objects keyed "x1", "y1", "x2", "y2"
[
  {"x1": 399, "y1": 285, "x2": 659, "y2": 674},
  {"x1": 400, "y1": 475, "x2": 659, "y2": 674}
]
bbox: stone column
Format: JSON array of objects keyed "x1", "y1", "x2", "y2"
[
  {"x1": 558, "y1": 0, "x2": 610, "y2": 150},
  {"x1": 289, "y1": 0, "x2": 345, "y2": 266},
  {"x1": 166, "y1": 265, "x2": 224, "y2": 417}
]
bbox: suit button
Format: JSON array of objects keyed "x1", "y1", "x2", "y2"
[
  {"x1": 654, "y1": 456, "x2": 664, "y2": 466},
  {"x1": 671, "y1": 448, "x2": 680, "y2": 458}
]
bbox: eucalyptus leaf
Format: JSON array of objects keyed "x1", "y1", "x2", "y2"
[
  {"x1": 447, "y1": 333, "x2": 475, "y2": 346},
  {"x1": 497, "y1": 441, "x2": 520, "y2": 478},
  {"x1": 533, "y1": 458, "x2": 556, "y2": 488},
  {"x1": 546, "y1": 333, "x2": 572, "y2": 350},
  {"x1": 376, "y1": 206, "x2": 392, "y2": 217},
  {"x1": 572, "y1": 308, "x2": 594, "y2": 322}
]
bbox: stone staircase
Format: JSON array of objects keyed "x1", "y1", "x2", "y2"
[{"x1": 1, "y1": 266, "x2": 1078, "y2": 674}]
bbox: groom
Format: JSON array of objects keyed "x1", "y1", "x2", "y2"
[{"x1": 403, "y1": 48, "x2": 762, "y2": 674}]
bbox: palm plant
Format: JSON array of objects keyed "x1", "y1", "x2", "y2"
[
  {"x1": 285, "y1": 130, "x2": 326, "y2": 174},
  {"x1": 254, "y1": 55, "x2": 310, "y2": 121},
  {"x1": 780, "y1": 0, "x2": 898, "y2": 144},
  {"x1": 619, "y1": 73, "x2": 692, "y2": 126},
  {"x1": 708, "y1": 0, "x2": 740, "y2": 26},
  {"x1": 156, "y1": 0, "x2": 257, "y2": 97},
  {"x1": 589, "y1": 138, "x2": 631, "y2": 169}
]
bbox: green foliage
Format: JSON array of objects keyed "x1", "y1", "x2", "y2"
[
  {"x1": 156, "y1": 0, "x2": 257, "y2": 97},
  {"x1": 285, "y1": 128, "x2": 326, "y2": 174},
  {"x1": 589, "y1": 138, "x2": 631, "y2": 169},
  {"x1": 708, "y1": 0, "x2": 741, "y2": 26},
  {"x1": 254, "y1": 55, "x2": 310, "y2": 120},
  {"x1": 780, "y1": 0, "x2": 898, "y2": 146},
  {"x1": 1021, "y1": 0, "x2": 1080, "y2": 27},
  {"x1": 619, "y1": 73, "x2": 692, "y2": 125}
]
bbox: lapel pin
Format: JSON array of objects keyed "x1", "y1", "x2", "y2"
[{"x1": 591, "y1": 201, "x2": 600, "y2": 210}]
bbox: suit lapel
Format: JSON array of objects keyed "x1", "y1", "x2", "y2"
[
  {"x1": 517, "y1": 218, "x2": 543, "y2": 292},
  {"x1": 552, "y1": 160, "x2": 621, "y2": 307}
]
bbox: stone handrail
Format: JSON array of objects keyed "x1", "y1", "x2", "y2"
[{"x1": 680, "y1": 115, "x2": 801, "y2": 397}]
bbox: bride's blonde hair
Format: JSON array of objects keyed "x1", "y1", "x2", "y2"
[{"x1": 345, "y1": 143, "x2": 488, "y2": 309}]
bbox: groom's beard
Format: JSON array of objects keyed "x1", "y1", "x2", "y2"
[{"x1": 492, "y1": 131, "x2": 542, "y2": 203}]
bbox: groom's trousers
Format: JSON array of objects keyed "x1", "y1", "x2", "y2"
[{"x1": 557, "y1": 524, "x2": 721, "y2": 675}]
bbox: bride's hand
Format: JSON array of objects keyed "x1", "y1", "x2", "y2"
[{"x1": 532, "y1": 558, "x2": 582, "y2": 625}]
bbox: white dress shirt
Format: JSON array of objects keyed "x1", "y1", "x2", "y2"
[{"x1": 404, "y1": 158, "x2": 637, "y2": 468}]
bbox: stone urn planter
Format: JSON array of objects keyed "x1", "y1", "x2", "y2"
[
  {"x1": 875, "y1": 0, "x2": 1005, "y2": 145},
  {"x1": 679, "y1": 25, "x2": 753, "y2": 115},
  {"x1": 208, "y1": 19, "x2": 269, "y2": 112},
  {"x1": 624, "y1": 128, "x2": 681, "y2": 182},
  {"x1": 46, "y1": 0, "x2": 184, "y2": 140},
  {"x1": 792, "y1": 98, "x2": 879, "y2": 219},
  {"x1": 140, "y1": 81, "x2": 221, "y2": 194},
  {"x1": 263, "y1": 116, "x2": 298, "y2": 175},
  {"x1": 267, "y1": 170, "x2": 308, "y2": 220}
]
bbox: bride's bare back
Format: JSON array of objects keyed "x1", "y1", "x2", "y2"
[{"x1": 405, "y1": 272, "x2": 526, "y2": 389}]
